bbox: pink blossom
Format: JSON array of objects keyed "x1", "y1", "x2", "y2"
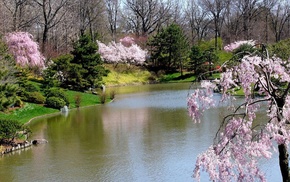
[
  {"x1": 189, "y1": 40, "x2": 290, "y2": 181},
  {"x1": 224, "y1": 40, "x2": 256, "y2": 52},
  {"x1": 283, "y1": 96, "x2": 290, "y2": 121},
  {"x1": 188, "y1": 81, "x2": 216, "y2": 123},
  {"x1": 4, "y1": 32, "x2": 45, "y2": 68},
  {"x1": 119, "y1": 36, "x2": 135, "y2": 47},
  {"x1": 97, "y1": 40, "x2": 147, "y2": 65}
]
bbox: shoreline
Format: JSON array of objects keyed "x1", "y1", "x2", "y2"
[{"x1": 25, "y1": 99, "x2": 116, "y2": 126}]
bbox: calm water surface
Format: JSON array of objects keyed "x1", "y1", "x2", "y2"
[{"x1": 0, "y1": 83, "x2": 281, "y2": 181}]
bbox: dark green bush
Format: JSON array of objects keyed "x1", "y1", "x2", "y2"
[
  {"x1": 24, "y1": 83, "x2": 39, "y2": 92},
  {"x1": 45, "y1": 96, "x2": 66, "y2": 109},
  {"x1": 28, "y1": 92, "x2": 46, "y2": 104},
  {"x1": 0, "y1": 119, "x2": 23, "y2": 140},
  {"x1": 21, "y1": 91, "x2": 46, "y2": 104},
  {"x1": 45, "y1": 88, "x2": 69, "y2": 106},
  {"x1": 14, "y1": 98, "x2": 23, "y2": 107}
]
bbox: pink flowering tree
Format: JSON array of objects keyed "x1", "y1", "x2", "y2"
[
  {"x1": 224, "y1": 40, "x2": 256, "y2": 52},
  {"x1": 97, "y1": 38, "x2": 147, "y2": 66},
  {"x1": 4, "y1": 32, "x2": 45, "y2": 69},
  {"x1": 188, "y1": 41, "x2": 290, "y2": 181},
  {"x1": 119, "y1": 36, "x2": 135, "y2": 47}
]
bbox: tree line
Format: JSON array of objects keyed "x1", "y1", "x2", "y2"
[{"x1": 0, "y1": 0, "x2": 289, "y2": 57}]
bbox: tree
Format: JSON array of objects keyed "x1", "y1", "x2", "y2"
[
  {"x1": 189, "y1": 45, "x2": 205, "y2": 75},
  {"x1": 148, "y1": 23, "x2": 189, "y2": 73},
  {"x1": 97, "y1": 37, "x2": 147, "y2": 66},
  {"x1": 0, "y1": 36, "x2": 21, "y2": 111},
  {"x1": 76, "y1": 0, "x2": 105, "y2": 37},
  {"x1": 200, "y1": 0, "x2": 230, "y2": 49},
  {"x1": 43, "y1": 54, "x2": 73, "y2": 88},
  {"x1": 105, "y1": 0, "x2": 120, "y2": 40},
  {"x1": 33, "y1": 0, "x2": 69, "y2": 52},
  {"x1": 0, "y1": 119, "x2": 25, "y2": 142},
  {"x1": 124, "y1": 0, "x2": 171, "y2": 36},
  {"x1": 4, "y1": 32, "x2": 45, "y2": 69},
  {"x1": 184, "y1": 0, "x2": 211, "y2": 43},
  {"x1": 2, "y1": 0, "x2": 37, "y2": 31},
  {"x1": 232, "y1": 0, "x2": 261, "y2": 40},
  {"x1": 268, "y1": 38, "x2": 290, "y2": 61},
  {"x1": 188, "y1": 41, "x2": 290, "y2": 181},
  {"x1": 70, "y1": 34, "x2": 108, "y2": 90},
  {"x1": 269, "y1": 1, "x2": 290, "y2": 42}
]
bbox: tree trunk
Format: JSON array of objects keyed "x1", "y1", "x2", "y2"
[
  {"x1": 278, "y1": 143, "x2": 290, "y2": 182},
  {"x1": 42, "y1": 26, "x2": 48, "y2": 53}
]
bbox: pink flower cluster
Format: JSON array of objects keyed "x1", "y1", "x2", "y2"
[
  {"x1": 119, "y1": 36, "x2": 135, "y2": 47},
  {"x1": 187, "y1": 81, "x2": 216, "y2": 123},
  {"x1": 224, "y1": 40, "x2": 256, "y2": 52},
  {"x1": 97, "y1": 39, "x2": 147, "y2": 65},
  {"x1": 189, "y1": 41, "x2": 290, "y2": 181},
  {"x1": 4, "y1": 32, "x2": 45, "y2": 68}
]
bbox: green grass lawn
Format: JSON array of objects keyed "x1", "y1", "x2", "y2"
[
  {"x1": 0, "y1": 103, "x2": 58, "y2": 124},
  {"x1": 159, "y1": 72, "x2": 196, "y2": 83},
  {"x1": 65, "y1": 90, "x2": 103, "y2": 108},
  {"x1": 0, "y1": 89, "x2": 104, "y2": 125},
  {"x1": 103, "y1": 69, "x2": 152, "y2": 86}
]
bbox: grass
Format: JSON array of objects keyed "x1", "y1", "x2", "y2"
[
  {"x1": 0, "y1": 89, "x2": 106, "y2": 125},
  {"x1": 65, "y1": 90, "x2": 103, "y2": 108},
  {"x1": 103, "y1": 64, "x2": 152, "y2": 86},
  {"x1": 0, "y1": 103, "x2": 58, "y2": 124},
  {"x1": 159, "y1": 72, "x2": 196, "y2": 83}
]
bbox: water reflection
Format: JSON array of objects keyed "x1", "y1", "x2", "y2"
[{"x1": 0, "y1": 83, "x2": 282, "y2": 181}]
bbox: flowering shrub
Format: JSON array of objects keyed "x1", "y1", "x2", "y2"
[
  {"x1": 97, "y1": 37, "x2": 147, "y2": 65},
  {"x1": 224, "y1": 40, "x2": 256, "y2": 52},
  {"x1": 119, "y1": 36, "x2": 135, "y2": 47},
  {"x1": 4, "y1": 32, "x2": 45, "y2": 69},
  {"x1": 188, "y1": 41, "x2": 290, "y2": 181}
]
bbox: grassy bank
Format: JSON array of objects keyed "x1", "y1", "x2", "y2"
[
  {"x1": 0, "y1": 65, "x2": 199, "y2": 125},
  {"x1": 0, "y1": 90, "x2": 103, "y2": 124},
  {"x1": 103, "y1": 64, "x2": 199, "y2": 85}
]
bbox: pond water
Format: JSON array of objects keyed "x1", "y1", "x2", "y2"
[{"x1": 0, "y1": 83, "x2": 282, "y2": 181}]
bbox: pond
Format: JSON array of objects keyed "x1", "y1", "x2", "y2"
[{"x1": 0, "y1": 83, "x2": 282, "y2": 181}]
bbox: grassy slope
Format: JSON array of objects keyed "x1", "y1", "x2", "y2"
[
  {"x1": 103, "y1": 64, "x2": 152, "y2": 86},
  {"x1": 0, "y1": 89, "x2": 102, "y2": 124},
  {"x1": 0, "y1": 103, "x2": 58, "y2": 124}
]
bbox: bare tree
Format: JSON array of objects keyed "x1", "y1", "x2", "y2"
[
  {"x1": 124, "y1": 0, "x2": 172, "y2": 36},
  {"x1": 233, "y1": 0, "x2": 262, "y2": 39},
  {"x1": 168, "y1": 0, "x2": 184, "y2": 25},
  {"x1": 2, "y1": 0, "x2": 38, "y2": 31},
  {"x1": 257, "y1": 0, "x2": 278, "y2": 43},
  {"x1": 105, "y1": 0, "x2": 119, "y2": 41},
  {"x1": 185, "y1": 0, "x2": 211, "y2": 43},
  {"x1": 3, "y1": 0, "x2": 33, "y2": 31},
  {"x1": 33, "y1": 0, "x2": 69, "y2": 52},
  {"x1": 0, "y1": 1, "x2": 10, "y2": 34},
  {"x1": 200, "y1": 0, "x2": 230, "y2": 49},
  {"x1": 74, "y1": 0, "x2": 105, "y2": 38},
  {"x1": 269, "y1": 1, "x2": 290, "y2": 42}
]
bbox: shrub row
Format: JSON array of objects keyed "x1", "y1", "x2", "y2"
[{"x1": 20, "y1": 88, "x2": 69, "y2": 110}]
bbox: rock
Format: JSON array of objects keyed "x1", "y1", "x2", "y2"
[
  {"x1": 32, "y1": 139, "x2": 48, "y2": 145},
  {"x1": 61, "y1": 105, "x2": 69, "y2": 113}
]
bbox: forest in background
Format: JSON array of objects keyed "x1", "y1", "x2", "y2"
[{"x1": 0, "y1": 0, "x2": 290, "y2": 59}]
